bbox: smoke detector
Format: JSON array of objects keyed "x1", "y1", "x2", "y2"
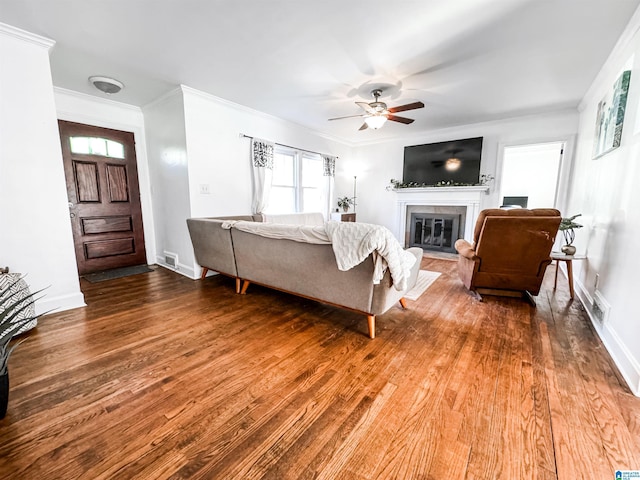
[{"x1": 89, "y1": 76, "x2": 124, "y2": 94}]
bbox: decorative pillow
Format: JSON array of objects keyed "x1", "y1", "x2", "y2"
[{"x1": 0, "y1": 273, "x2": 37, "y2": 341}]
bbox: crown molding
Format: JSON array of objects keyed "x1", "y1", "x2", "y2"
[
  {"x1": 141, "y1": 87, "x2": 184, "y2": 110},
  {"x1": 179, "y1": 85, "x2": 355, "y2": 148},
  {"x1": 0, "y1": 22, "x2": 55, "y2": 49},
  {"x1": 54, "y1": 86, "x2": 142, "y2": 112},
  {"x1": 578, "y1": 4, "x2": 640, "y2": 110},
  {"x1": 350, "y1": 107, "x2": 579, "y2": 148}
]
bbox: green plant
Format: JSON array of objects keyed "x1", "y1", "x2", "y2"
[
  {"x1": 559, "y1": 214, "x2": 583, "y2": 245},
  {"x1": 337, "y1": 196, "x2": 354, "y2": 210},
  {"x1": 0, "y1": 276, "x2": 45, "y2": 375}
]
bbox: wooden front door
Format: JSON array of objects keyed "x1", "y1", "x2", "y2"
[{"x1": 58, "y1": 121, "x2": 147, "y2": 275}]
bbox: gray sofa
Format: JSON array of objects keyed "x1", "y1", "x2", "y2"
[{"x1": 187, "y1": 215, "x2": 423, "y2": 338}]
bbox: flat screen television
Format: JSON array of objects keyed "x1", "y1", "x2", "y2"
[{"x1": 402, "y1": 137, "x2": 483, "y2": 186}]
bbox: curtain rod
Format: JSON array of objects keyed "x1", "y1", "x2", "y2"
[{"x1": 239, "y1": 133, "x2": 338, "y2": 159}]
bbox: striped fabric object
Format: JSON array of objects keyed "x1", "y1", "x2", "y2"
[{"x1": 0, "y1": 273, "x2": 37, "y2": 340}]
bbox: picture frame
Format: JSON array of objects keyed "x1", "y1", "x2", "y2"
[{"x1": 593, "y1": 70, "x2": 631, "y2": 159}]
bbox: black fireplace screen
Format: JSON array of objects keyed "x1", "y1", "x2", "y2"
[{"x1": 410, "y1": 214, "x2": 461, "y2": 253}]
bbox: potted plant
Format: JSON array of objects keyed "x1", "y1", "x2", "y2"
[
  {"x1": 559, "y1": 214, "x2": 583, "y2": 255},
  {"x1": 337, "y1": 196, "x2": 354, "y2": 212},
  {"x1": 0, "y1": 274, "x2": 45, "y2": 419}
]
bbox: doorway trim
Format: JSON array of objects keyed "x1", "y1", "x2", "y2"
[
  {"x1": 54, "y1": 88, "x2": 157, "y2": 268},
  {"x1": 495, "y1": 134, "x2": 576, "y2": 214}
]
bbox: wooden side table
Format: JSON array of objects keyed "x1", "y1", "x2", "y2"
[
  {"x1": 330, "y1": 212, "x2": 356, "y2": 222},
  {"x1": 551, "y1": 252, "x2": 586, "y2": 299}
]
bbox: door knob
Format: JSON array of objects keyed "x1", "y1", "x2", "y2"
[{"x1": 70, "y1": 212, "x2": 76, "y2": 218}]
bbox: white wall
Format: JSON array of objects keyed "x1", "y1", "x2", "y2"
[
  {"x1": 343, "y1": 110, "x2": 579, "y2": 233},
  {"x1": 54, "y1": 88, "x2": 157, "y2": 266},
  {"x1": 182, "y1": 86, "x2": 352, "y2": 217},
  {"x1": 179, "y1": 86, "x2": 352, "y2": 276},
  {"x1": 569, "y1": 8, "x2": 640, "y2": 395},
  {"x1": 0, "y1": 23, "x2": 84, "y2": 314},
  {"x1": 143, "y1": 89, "x2": 193, "y2": 276}
]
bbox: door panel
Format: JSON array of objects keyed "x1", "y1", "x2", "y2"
[{"x1": 59, "y1": 120, "x2": 146, "y2": 275}]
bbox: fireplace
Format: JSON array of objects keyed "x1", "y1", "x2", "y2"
[
  {"x1": 410, "y1": 213, "x2": 461, "y2": 253},
  {"x1": 393, "y1": 186, "x2": 489, "y2": 248}
]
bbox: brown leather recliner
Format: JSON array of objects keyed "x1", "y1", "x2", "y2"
[{"x1": 454, "y1": 208, "x2": 561, "y2": 299}]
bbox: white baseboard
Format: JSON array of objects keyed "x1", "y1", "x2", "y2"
[
  {"x1": 575, "y1": 278, "x2": 640, "y2": 397},
  {"x1": 36, "y1": 291, "x2": 86, "y2": 316},
  {"x1": 155, "y1": 256, "x2": 197, "y2": 279}
]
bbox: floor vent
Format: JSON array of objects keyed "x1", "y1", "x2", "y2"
[
  {"x1": 164, "y1": 252, "x2": 178, "y2": 269},
  {"x1": 593, "y1": 290, "x2": 610, "y2": 326}
]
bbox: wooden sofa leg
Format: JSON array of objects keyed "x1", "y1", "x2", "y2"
[
  {"x1": 367, "y1": 315, "x2": 376, "y2": 339},
  {"x1": 200, "y1": 267, "x2": 209, "y2": 280},
  {"x1": 235, "y1": 278, "x2": 241, "y2": 294},
  {"x1": 240, "y1": 281, "x2": 250, "y2": 295},
  {"x1": 399, "y1": 297, "x2": 407, "y2": 309}
]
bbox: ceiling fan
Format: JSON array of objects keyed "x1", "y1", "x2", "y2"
[{"x1": 329, "y1": 89, "x2": 424, "y2": 131}]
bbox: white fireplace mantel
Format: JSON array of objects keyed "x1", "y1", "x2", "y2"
[{"x1": 394, "y1": 186, "x2": 489, "y2": 246}]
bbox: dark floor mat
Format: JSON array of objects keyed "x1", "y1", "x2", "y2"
[{"x1": 83, "y1": 265, "x2": 154, "y2": 283}]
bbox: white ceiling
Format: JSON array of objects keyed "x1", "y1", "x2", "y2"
[{"x1": 2, "y1": 0, "x2": 638, "y2": 144}]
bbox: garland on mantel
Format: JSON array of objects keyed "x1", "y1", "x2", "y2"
[{"x1": 388, "y1": 174, "x2": 494, "y2": 190}]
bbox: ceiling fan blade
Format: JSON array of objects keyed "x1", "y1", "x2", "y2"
[
  {"x1": 328, "y1": 113, "x2": 365, "y2": 121},
  {"x1": 387, "y1": 101, "x2": 425, "y2": 113},
  {"x1": 356, "y1": 102, "x2": 376, "y2": 114},
  {"x1": 358, "y1": 122, "x2": 369, "y2": 131},
  {"x1": 387, "y1": 114, "x2": 415, "y2": 125}
]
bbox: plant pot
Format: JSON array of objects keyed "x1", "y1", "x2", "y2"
[
  {"x1": 342, "y1": 207, "x2": 349, "y2": 212},
  {"x1": 561, "y1": 244, "x2": 576, "y2": 255},
  {"x1": 0, "y1": 372, "x2": 8, "y2": 419}
]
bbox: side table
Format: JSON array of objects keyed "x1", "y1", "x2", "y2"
[
  {"x1": 330, "y1": 212, "x2": 356, "y2": 222},
  {"x1": 551, "y1": 252, "x2": 586, "y2": 299}
]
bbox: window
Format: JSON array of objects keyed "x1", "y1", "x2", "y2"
[
  {"x1": 266, "y1": 146, "x2": 331, "y2": 216},
  {"x1": 69, "y1": 137, "x2": 125, "y2": 159}
]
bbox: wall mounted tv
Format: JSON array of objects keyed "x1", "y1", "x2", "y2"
[{"x1": 403, "y1": 137, "x2": 483, "y2": 186}]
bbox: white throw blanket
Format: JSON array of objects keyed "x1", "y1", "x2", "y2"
[
  {"x1": 221, "y1": 220, "x2": 416, "y2": 291},
  {"x1": 325, "y1": 222, "x2": 416, "y2": 291}
]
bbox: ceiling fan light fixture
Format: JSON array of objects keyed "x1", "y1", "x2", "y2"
[
  {"x1": 364, "y1": 115, "x2": 387, "y2": 129},
  {"x1": 89, "y1": 76, "x2": 124, "y2": 94}
]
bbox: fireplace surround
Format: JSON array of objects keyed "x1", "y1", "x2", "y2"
[{"x1": 394, "y1": 186, "x2": 489, "y2": 248}]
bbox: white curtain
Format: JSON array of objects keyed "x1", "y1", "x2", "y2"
[{"x1": 251, "y1": 138, "x2": 275, "y2": 214}]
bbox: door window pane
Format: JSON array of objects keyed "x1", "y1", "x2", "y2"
[
  {"x1": 70, "y1": 137, "x2": 125, "y2": 159},
  {"x1": 106, "y1": 140, "x2": 125, "y2": 159}
]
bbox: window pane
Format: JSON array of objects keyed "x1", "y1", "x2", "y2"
[
  {"x1": 70, "y1": 136, "x2": 125, "y2": 158},
  {"x1": 267, "y1": 186, "x2": 296, "y2": 214},
  {"x1": 69, "y1": 137, "x2": 90, "y2": 154},
  {"x1": 272, "y1": 153, "x2": 295, "y2": 186},
  {"x1": 106, "y1": 140, "x2": 125, "y2": 159},
  {"x1": 302, "y1": 156, "x2": 323, "y2": 187},
  {"x1": 89, "y1": 137, "x2": 107, "y2": 156},
  {"x1": 302, "y1": 187, "x2": 323, "y2": 213}
]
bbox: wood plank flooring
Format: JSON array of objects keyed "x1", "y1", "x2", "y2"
[{"x1": 0, "y1": 257, "x2": 638, "y2": 479}]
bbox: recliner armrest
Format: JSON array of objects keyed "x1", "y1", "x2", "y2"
[{"x1": 454, "y1": 239, "x2": 477, "y2": 260}]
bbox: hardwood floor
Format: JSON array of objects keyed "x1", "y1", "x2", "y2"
[{"x1": 1, "y1": 258, "x2": 638, "y2": 479}]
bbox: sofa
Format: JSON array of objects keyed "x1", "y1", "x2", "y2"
[
  {"x1": 454, "y1": 208, "x2": 561, "y2": 299},
  {"x1": 187, "y1": 215, "x2": 423, "y2": 338}
]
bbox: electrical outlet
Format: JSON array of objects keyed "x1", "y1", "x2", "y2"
[
  {"x1": 592, "y1": 290, "x2": 610, "y2": 326},
  {"x1": 199, "y1": 183, "x2": 210, "y2": 195}
]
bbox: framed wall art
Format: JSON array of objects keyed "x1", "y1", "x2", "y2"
[{"x1": 593, "y1": 70, "x2": 631, "y2": 159}]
